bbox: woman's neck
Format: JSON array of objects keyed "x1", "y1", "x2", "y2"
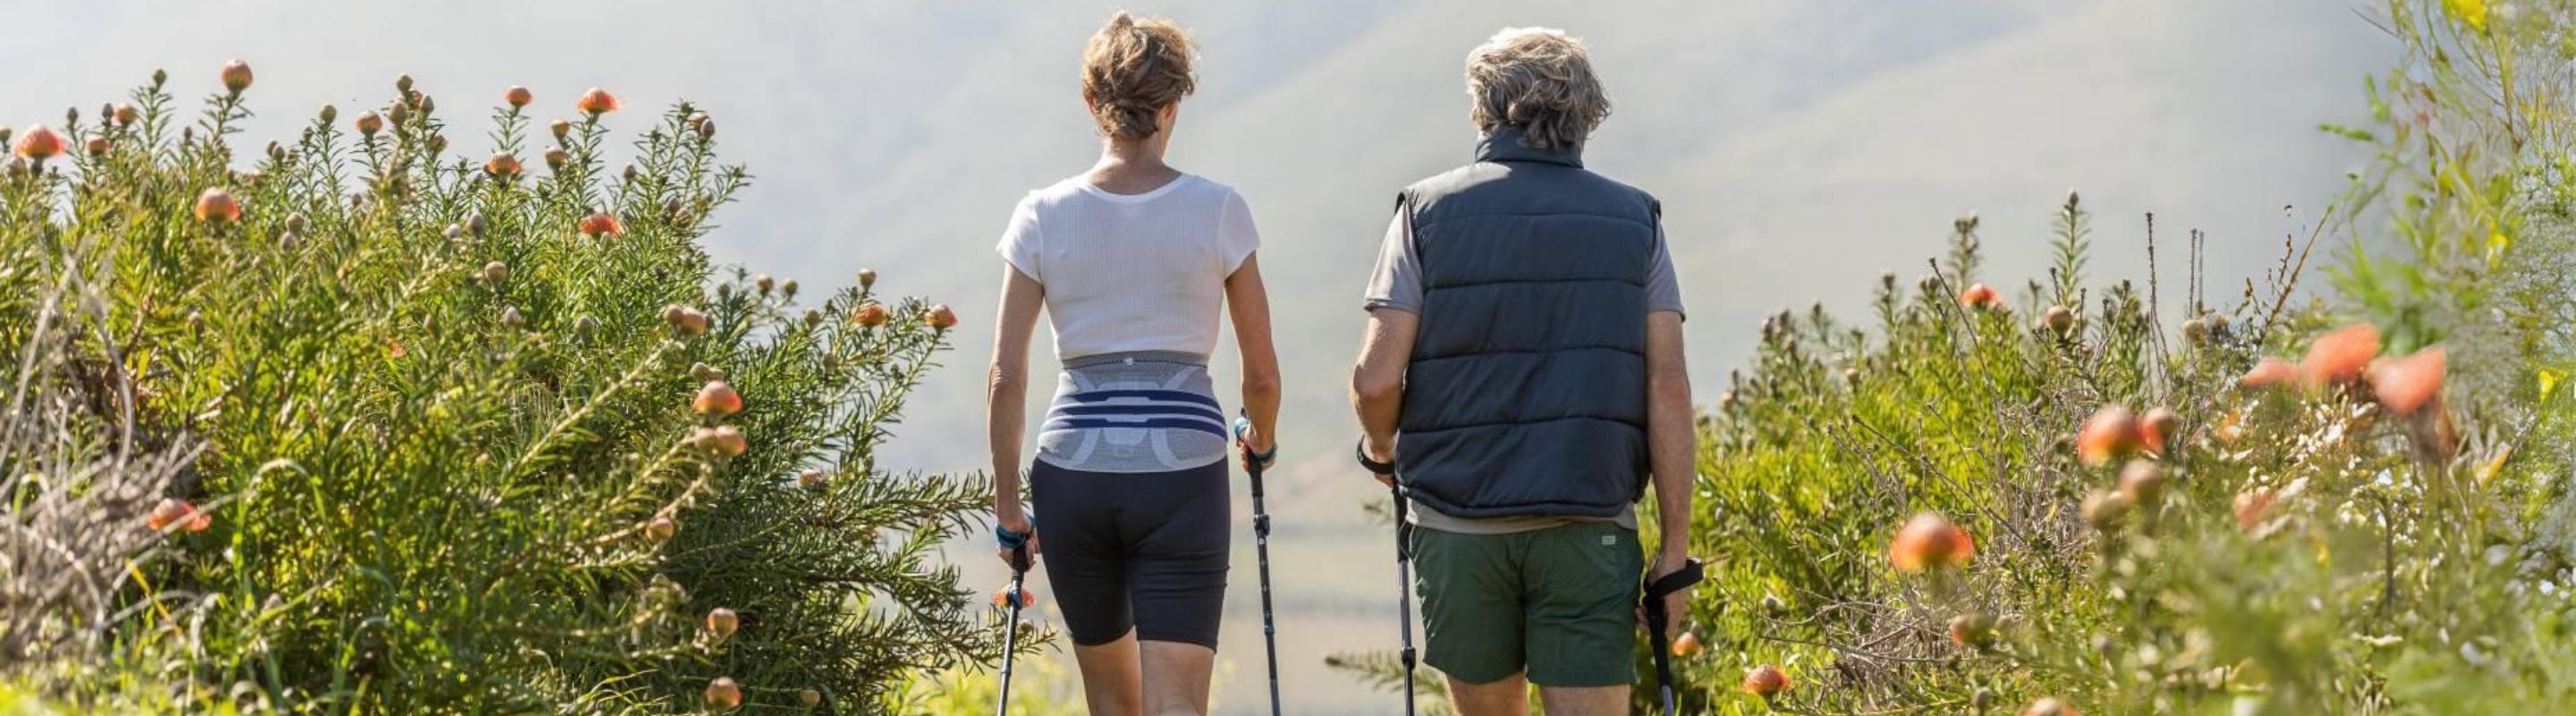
[{"x1": 1088, "y1": 136, "x2": 1181, "y2": 194}]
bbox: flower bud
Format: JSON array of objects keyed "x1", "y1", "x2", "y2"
[
  {"x1": 285, "y1": 213, "x2": 306, "y2": 234},
  {"x1": 425, "y1": 134, "x2": 446, "y2": 153},
  {"x1": 86, "y1": 136, "x2": 110, "y2": 157},
  {"x1": 318, "y1": 104, "x2": 337, "y2": 124},
  {"x1": 355, "y1": 110, "x2": 383, "y2": 137},
  {"x1": 704, "y1": 607, "x2": 739, "y2": 640},
  {"x1": 500, "y1": 306, "x2": 525, "y2": 328},
  {"x1": 544, "y1": 147, "x2": 569, "y2": 172},
  {"x1": 549, "y1": 118, "x2": 571, "y2": 141},
  {"x1": 621, "y1": 164, "x2": 637, "y2": 183},
  {"x1": 926, "y1": 304, "x2": 958, "y2": 330},
  {"x1": 417, "y1": 94, "x2": 436, "y2": 115},
  {"x1": 465, "y1": 211, "x2": 487, "y2": 235},
  {"x1": 504, "y1": 85, "x2": 532, "y2": 107},
  {"x1": 691, "y1": 362, "x2": 725, "y2": 381},
  {"x1": 2080, "y1": 490, "x2": 2131, "y2": 532},
  {"x1": 220, "y1": 59, "x2": 254, "y2": 94},
  {"x1": 693, "y1": 380, "x2": 743, "y2": 417},
  {"x1": 485, "y1": 151, "x2": 521, "y2": 177},
  {"x1": 113, "y1": 103, "x2": 139, "y2": 127},
  {"x1": 483, "y1": 261, "x2": 508, "y2": 284},
  {"x1": 754, "y1": 274, "x2": 775, "y2": 294},
  {"x1": 780, "y1": 279, "x2": 798, "y2": 299},
  {"x1": 646, "y1": 516, "x2": 677, "y2": 541},
  {"x1": 193, "y1": 188, "x2": 242, "y2": 224},
  {"x1": 2044, "y1": 305, "x2": 2075, "y2": 333},
  {"x1": 800, "y1": 689, "x2": 822, "y2": 707},
  {"x1": 798, "y1": 468, "x2": 827, "y2": 489},
  {"x1": 151, "y1": 68, "x2": 168, "y2": 88},
  {"x1": 388, "y1": 101, "x2": 410, "y2": 126},
  {"x1": 852, "y1": 303, "x2": 888, "y2": 327},
  {"x1": 858, "y1": 268, "x2": 877, "y2": 289},
  {"x1": 704, "y1": 677, "x2": 741, "y2": 712}
]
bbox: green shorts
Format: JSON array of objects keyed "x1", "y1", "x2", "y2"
[{"x1": 1409, "y1": 521, "x2": 1642, "y2": 686}]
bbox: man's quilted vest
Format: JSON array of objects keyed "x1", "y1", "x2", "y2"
[{"x1": 1395, "y1": 126, "x2": 1660, "y2": 519}]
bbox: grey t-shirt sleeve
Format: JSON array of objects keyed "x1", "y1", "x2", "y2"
[
  {"x1": 1361, "y1": 209, "x2": 1423, "y2": 313},
  {"x1": 1647, "y1": 223, "x2": 1684, "y2": 319}
]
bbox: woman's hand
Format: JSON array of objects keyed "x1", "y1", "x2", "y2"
[
  {"x1": 994, "y1": 509, "x2": 1039, "y2": 572},
  {"x1": 1233, "y1": 420, "x2": 1276, "y2": 473}
]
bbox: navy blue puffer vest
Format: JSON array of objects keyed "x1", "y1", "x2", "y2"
[{"x1": 1394, "y1": 127, "x2": 1660, "y2": 519}]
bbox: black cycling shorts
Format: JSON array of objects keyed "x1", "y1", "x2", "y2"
[{"x1": 1029, "y1": 458, "x2": 1231, "y2": 649}]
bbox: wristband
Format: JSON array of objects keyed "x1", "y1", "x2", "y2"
[
  {"x1": 1233, "y1": 414, "x2": 1278, "y2": 468},
  {"x1": 995, "y1": 516, "x2": 1035, "y2": 550},
  {"x1": 1354, "y1": 438, "x2": 1394, "y2": 475}
]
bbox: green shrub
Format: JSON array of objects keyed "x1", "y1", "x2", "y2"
[{"x1": 1, "y1": 67, "x2": 1008, "y2": 712}]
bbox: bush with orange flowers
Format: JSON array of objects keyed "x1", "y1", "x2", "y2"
[
  {"x1": 0, "y1": 64, "x2": 1009, "y2": 712},
  {"x1": 1598, "y1": 9, "x2": 2576, "y2": 703}
]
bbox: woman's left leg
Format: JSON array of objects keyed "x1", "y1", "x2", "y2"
[{"x1": 1124, "y1": 460, "x2": 1233, "y2": 715}]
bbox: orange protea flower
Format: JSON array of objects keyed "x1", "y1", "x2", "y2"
[
  {"x1": 220, "y1": 59, "x2": 254, "y2": 94},
  {"x1": 147, "y1": 499, "x2": 211, "y2": 533},
  {"x1": 194, "y1": 188, "x2": 242, "y2": 224},
  {"x1": 2368, "y1": 345, "x2": 2446, "y2": 416},
  {"x1": 1888, "y1": 512, "x2": 1975, "y2": 573},
  {"x1": 13, "y1": 124, "x2": 66, "y2": 162},
  {"x1": 1957, "y1": 282, "x2": 2003, "y2": 310},
  {"x1": 485, "y1": 151, "x2": 521, "y2": 177},
  {"x1": 925, "y1": 304, "x2": 959, "y2": 330},
  {"x1": 578, "y1": 212, "x2": 623, "y2": 237},
  {"x1": 354, "y1": 110, "x2": 384, "y2": 137},
  {"x1": 85, "y1": 136, "x2": 110, "y2": 157},
  {"x1": 699, "y1": 425, "x2": 746, "y2": 457},
  {"x1": 2298, "y1": 323, "x2": 2382, "y2": 389},
  {"x1": 693, "y1": 380, "x2": 743, "y2": 417},
  {"x1": 1741, "y1": 665, "x2": 1790, "y2": 697},
  {"x1": 2139, "y1": 407, "x2": 2181, "y2": 455},
  {"x1": 112, "y1": 103, "x2": 140, "y2": 126},
  {"x1": 575, "y1": 87, "x2": 621, "y2": 115},
  {"x1": 2075, "y1": 405, "x2": 2145, "y2": 467},
  {"x1": 504, "y1": 85, "x2": 533, "y2": 107},
  {"x1": 2239, "y1": 356, "x2": 2296, "y2": 389},
  {"x1": 1671, "y1": 631, "x2": 1703, "y2": 657}
]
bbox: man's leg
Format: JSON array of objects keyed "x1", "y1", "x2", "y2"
[
  {"x1": 1522, "y1": 522, "x2": 1646, "y2": 716},
  {"x1": 1446, "y1": 670, "x2": 1530, "y2": 716},
  {"x1": 1536, "y1": 686, "x2": 1629, "y2": 716},
  {"x1": 1411, "y1": 525, "x2": 1527, "y2": 716}
]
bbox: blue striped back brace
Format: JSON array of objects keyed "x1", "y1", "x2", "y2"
[{"x1": 1036, "y1": 351, "x2": 1227, "y2": 473}]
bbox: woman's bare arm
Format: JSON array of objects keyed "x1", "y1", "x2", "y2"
[
  {"x1": 987, "y1": 264, "x2": 1046, "y2": 564},
  {"x1": 1225, "y1": 253, "x2": 1282, "y2": 455}
]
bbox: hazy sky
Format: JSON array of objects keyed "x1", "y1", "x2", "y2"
[{"x1": 1, "y1": 1, "x2": 2398, "y2": 712}]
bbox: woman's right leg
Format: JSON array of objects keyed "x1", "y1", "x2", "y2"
[{"x1": 1072, "y1": 631, "x2": 1143, "y2": 716}]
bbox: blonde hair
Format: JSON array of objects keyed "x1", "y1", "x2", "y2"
[
  {"x1": 1464, "y1": 27, "x2": 1610, "y2": 151},
  {"x1": 1081, "y1": 11, "x2": 1198, "y2": 141}
]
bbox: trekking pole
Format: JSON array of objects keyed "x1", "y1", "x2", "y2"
[
  {"x1": 1391, "y1": 483, "x2": 1419, "y2": 716},
  {"x1": 1356, "y1": 440, "x2": 1418, "y2": 716},
  {"x1": 1233, "y1": 412, "x2": 1284, "y2": 716},
  {"x1": 994, "y1": 534, "x2": 1031, "y2": 716},
  {"x1": 1641, "y1": 558, "x2": 1706, "y2": 716}
]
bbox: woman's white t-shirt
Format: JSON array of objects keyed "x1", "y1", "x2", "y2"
[{"x1": 996, "y1": 174, "x2": 1259, "y2": 361}]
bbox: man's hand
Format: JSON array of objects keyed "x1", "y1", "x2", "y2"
[{"x1": 1639, "y1": 553, "x2": 1694, "y2": 640}]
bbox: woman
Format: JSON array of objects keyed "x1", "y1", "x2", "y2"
[{"x1": 984, "y1": 11, "x2": 1280, "y2": 716}]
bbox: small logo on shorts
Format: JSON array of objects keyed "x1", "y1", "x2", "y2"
[{"x1": 1601, "y1": 535, "x2": 1617, "y2": 547}]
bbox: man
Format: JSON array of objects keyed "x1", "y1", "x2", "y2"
[{"x1": 1348, "y1": 26, "x2": 1697, "y2": 716}]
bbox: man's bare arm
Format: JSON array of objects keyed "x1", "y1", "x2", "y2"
[
  {"x1": 1645, "y1": 311, "x2": 1696, "y2": 572},
  {"x1": 1350, "y1": 310, "x2": 1419, "y2": 473}
]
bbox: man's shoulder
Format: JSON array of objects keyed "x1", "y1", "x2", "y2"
[{"x1": 1402, "y1": 164, "x2": 1659, "y2": 217}]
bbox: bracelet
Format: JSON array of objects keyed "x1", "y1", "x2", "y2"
[{"x1": 1354, "y1": 438, "x2": 1394, "y2": 475}]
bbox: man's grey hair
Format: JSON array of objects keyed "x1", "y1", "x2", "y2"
[{"x1": 1464, "y1": 27, "x2": 1611, "y2": 151}]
